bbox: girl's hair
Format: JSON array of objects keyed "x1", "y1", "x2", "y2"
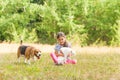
[
  {"x1": 56, "y1": 32, "x2": 70, "y2": 47},
  {"x1": 56, "y1": 32, "x2": 66, "y2": 39}
]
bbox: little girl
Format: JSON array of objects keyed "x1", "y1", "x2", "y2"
[{"x1": 50, "y1": 32, "x2": 77, "y2": 65}]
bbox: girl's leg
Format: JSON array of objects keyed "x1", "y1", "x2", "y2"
[
  {"x1": 50, "y1": 53, "x2": 58, "y2": 64},
  {"x1": 66, "y1": 59, "x2": 77, "y2": 64}
]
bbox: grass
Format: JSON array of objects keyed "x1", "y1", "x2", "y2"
[{"x1": 0, "y1": 52, "x2": 120, "y2": 80}]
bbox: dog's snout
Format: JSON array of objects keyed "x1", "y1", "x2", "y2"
[
  {"x1": 37, "y1": 52, "x2": 41, "y2": 57},
  {"x1": 38, "y1": 54, "x2": 41, "y2": 56}
]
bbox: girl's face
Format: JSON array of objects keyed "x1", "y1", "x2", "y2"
[{"x1": 57, "y1": 36, "x2": 66, "y2": 45}]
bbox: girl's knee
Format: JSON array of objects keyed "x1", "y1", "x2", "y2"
[
  {"x1": 50, "y1": 53, "x2": 58, "y2": 64},
  {"x1": 66, "y1": 59, "x2": 77, "y2": 64}
]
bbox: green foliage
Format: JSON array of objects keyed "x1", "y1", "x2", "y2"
[
  {"x1": 30, "y1": 0, "x2": 45, "y2": 5},
  {"x1": 83, "y1": 0, "x2": 120, "y2": 45},
  {"x1": 0, "y1": 0, "x2": 120, "y2": 46}
]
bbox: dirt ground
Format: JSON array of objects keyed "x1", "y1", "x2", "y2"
[
  {"x1": 0, "y1": 43, "x2": 120, "y2": 54},
  {"x1": 0, "y1": 43, "x2": 54, "y2": 54}
]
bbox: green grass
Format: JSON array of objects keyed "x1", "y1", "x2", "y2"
[{"x1": 0, "y1": 52, "x2": 120, "y2": 80}]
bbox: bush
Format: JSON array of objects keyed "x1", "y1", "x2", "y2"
[{"x1": 0, "y1": 0, "x2": 120, "y2": 46}]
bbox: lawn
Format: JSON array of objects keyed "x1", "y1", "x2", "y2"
[{"x1": 0, "y1": 51, "x2": 120, "y2": 80}]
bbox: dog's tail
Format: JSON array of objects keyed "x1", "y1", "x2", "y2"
[
  {"x1": 20, "y1": 36, "x2": 23, "y2": 45},
  {"x1": 20, "y1": 39, "x2": 23, "y2": 45}
]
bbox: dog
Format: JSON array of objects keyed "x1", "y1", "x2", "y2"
[
  {"x1": 17, "y1": 40, "x2": 41, "y2": 64},
  {"x1": 57, "y1": 47, "x2": 76, "y2": 64}
]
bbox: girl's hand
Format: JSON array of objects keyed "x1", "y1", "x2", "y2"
[{"x1": 55, "y1": 50, "x2": 64, "y2": 57}]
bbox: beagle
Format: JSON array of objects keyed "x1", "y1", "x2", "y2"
[{"x1": 17, "y1": 45, "x2": 41, "y2": 64}]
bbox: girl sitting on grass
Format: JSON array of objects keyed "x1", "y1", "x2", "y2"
[{"x1": 50, "y1": 32, "x2": 77, "y2": 65}]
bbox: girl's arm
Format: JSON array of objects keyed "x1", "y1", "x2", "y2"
[{"x1": 55, "y1": 50, "x2": 64, "y2": 57}]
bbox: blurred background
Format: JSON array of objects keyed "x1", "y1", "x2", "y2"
[{"x1": 0, "y1": 0, "x2": 120, "y2": 46}]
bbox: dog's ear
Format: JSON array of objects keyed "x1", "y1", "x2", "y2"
[
  {"x1": 33, "y1": 49, "x2": 37, "y2": 54},
  {"x1": 31, "y1": 48, "x2": 35, "y2": 55}
]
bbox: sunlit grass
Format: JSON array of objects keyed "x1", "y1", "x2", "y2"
[{"x1": 0, "y1": 52, "x2": 120, "y2": 80}]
